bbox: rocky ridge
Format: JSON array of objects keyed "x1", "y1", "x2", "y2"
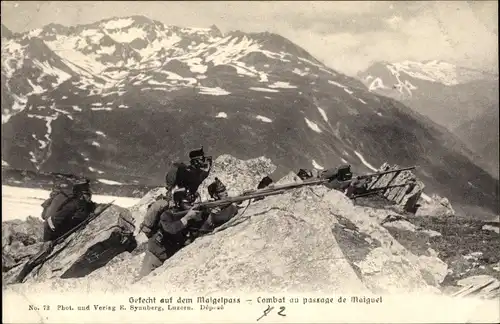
[{"x1": 2, "y1": 155, "x2": 498, "y2": 301}]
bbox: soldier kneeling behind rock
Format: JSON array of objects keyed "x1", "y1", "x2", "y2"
[
  {"x1": 41, "y1": 178, "x2": 97, "y2": 242},
  {"x1": 137, "y1": 178, "x2": 238, "y2": 279}
]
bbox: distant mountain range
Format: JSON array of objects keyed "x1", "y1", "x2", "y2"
[
  {"x1": 1, "y1": 17, "x2": 498, "y2": 216},
  {"x1": 358, "y1": 60, "x2": 499, "y2": 178}
]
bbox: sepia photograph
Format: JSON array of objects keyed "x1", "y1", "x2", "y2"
[{"x1": 1, "y1": 1, "x2": 499, "y2": 323}]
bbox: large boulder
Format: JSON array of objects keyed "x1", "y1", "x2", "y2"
[
  {"x1": 416, "y1": 193, "x2": 456, "y2": 217},
  {"x1": 453, "y1": 275, "x2": 500, "y2": 299},
  {"x1": 2, "y1": 216, "x2": 45, "y2": 272},
  {"x1": 367, "y1": 163, "x2": 426, "y2": 213},
  {"x1": 197, "y1": 154, "x2": 277, "y2": 199},
  {"x1": 2, "y1": 205, "x2": 137, "y2": 284},
  {"x1": 323, "y1": 190, "x2": 447, "y2": 293}
]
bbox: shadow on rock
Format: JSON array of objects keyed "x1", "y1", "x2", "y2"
[
  {"x1": 61, "y1": 230, "x2": 137, "y2": 279},
  {"x1": 3, "y1": 205, "x2": 137, "y2": 284},
  {"x1": 331, "y1": 214, "x2": 382, "y2": 282}
]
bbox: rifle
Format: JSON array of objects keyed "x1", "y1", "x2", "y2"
[
  {"x1": 242, "y1": 177, "x2": 328, "y2": 195},
  {"x1": 13, "y1": 200, "x2": 115, "y2": 284},
  {"x1": 354, "y1": 166, "x2": 416, "y2": 181},
  {"x1": 242, "y1": 166, "x2": 417, "y2": 196},
  {"x1": 172, "y1": 187, "x2": 302, "y2": 219},
  {"x1": 348, "y1": 184, "x2": 409, "y2": 199},
  {"x1": 173, "y1": 166, "x2": 418, "y2": 222}
]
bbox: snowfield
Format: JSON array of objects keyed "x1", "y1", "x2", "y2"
[{"x1": 2, "y1": 185, "x2": 140, "y2": 221}]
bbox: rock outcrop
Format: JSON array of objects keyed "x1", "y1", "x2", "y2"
[
  {"x1": 3, "y1": 205, "x2": 137, "y2": 284},
  {"x1": 366, "y1": 163, "x2": 425, "y2": 213},
  {"x1": 364, "y1": 163, "x2": 456, "y2": 217},
  {"x1": 452, "y1": 275, "x2": 500, "y2": 300},
  {"x1": 416, "y1": 194, "x2": 456, "y2": 217},
  {"x1": 2, "y1": 216, "x2": 45, "y2": 272}
]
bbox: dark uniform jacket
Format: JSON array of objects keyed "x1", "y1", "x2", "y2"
[
  {"x1": 43, "y1": 198, "x2": 96, "y2": 242},
  {"x1": 147, "y1": 207, "x2": 191, "y2": 261},
  {"x1": 141, "y1": 161, "x2": 210, "y2": 237},
  {"x1": 165, "y1": 162, "x2": 210, "y2": 194}
]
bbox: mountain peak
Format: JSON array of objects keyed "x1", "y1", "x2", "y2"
[
  {"x1": 362, "y1": 59, "x2": 492, "y2": 87},
  {"x1": 99, "y1": 15, "x2": 160, "y2": 28},
  {"x1": 358, "y1": 59, "x2": 499, "y2": 178}
]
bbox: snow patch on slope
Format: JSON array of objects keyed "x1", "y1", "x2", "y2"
[
  {"x1": 368, "y1": 78, "x2": 388, "y2": 91},
  {"x1": 391, "y1": 60, "x2": 460, "y2": 86},
  {"x1": 97, "y1": 179, "x2": 123, "y2": 185},
  {"x1": 353, "y1": 151, "x2": 378, "y2": 171},
  {"x1": 292, "y1": 68, "x2": 308, "y2": 76},
  {"x1": 255, "y1": 115, "x2": 273, "y2": 123},
  {"x1": 328, "y1": 80, "x2": 355, "y2": 96},
  {"x1": 102, "y1": 18, "x2": 135, "y2": 30},
  {"x1": 304, "y1": 118, "x2": 322, "y2": 133},
  {"x1": 249, "y1": 87, "x2": 279, "y2": 93},
  {"x1": 32, "y1": 59, "x2": 72, "y2": 86},
  {"x1": 312, "y1": 160, "x2": 324, "y2": 170},
  {"x1": 88, "y1": 166, "x2": 104, "y2": 174},
  {"x1": 199, "y1": 86, "x2": 230, "y2": 96},
  {"x1": 268, "y1": 81, "x2": 297, "y2": 89},
  {"x1": 317, "y1": 107, "x2": 328, "y2": 122},
  {"x1": 107, "y1": 28, "x2": 147, "y2": 43}
]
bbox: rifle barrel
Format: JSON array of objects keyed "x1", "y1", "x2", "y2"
[
  {"x1": 171, "y1": 189, "x2": 291, "y2": 219},
  {"x1": 357, "y1": 166, "x2": 416, "y2": 179},
  {"x1": 200, "y1": 189, "x2": 287, "y2": 209},
  {"x1": 350, "y1": 183, "x2": 411, "y2": 199},
  {"x1": 243, "y1": 178, "x2": 327, "y2": 195}
]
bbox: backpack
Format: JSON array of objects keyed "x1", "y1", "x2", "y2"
[{"x1": 40, "y1": 179, "x2": 89, "y2": 220}]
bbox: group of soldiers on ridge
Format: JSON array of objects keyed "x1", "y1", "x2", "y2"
[{"x1": 35, "y1": 146, "x2": 392, "y2": 279}]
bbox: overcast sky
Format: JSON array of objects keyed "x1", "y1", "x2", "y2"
[{"x1": 1, "y1": 1, "x2": 498, "y2": 76}]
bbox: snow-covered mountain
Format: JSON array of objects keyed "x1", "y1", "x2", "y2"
[
  {"x1": 1, "y1": 17, "x2": 498, "y2": 216},
  {"x1": 358, "y1": 60, "x2": 499, "y2": 178}
]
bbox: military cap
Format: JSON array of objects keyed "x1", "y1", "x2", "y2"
[{"x1": 189, "y1": 147, "x2": 205, "y2": 160}]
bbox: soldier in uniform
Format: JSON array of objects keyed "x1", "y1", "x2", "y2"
[
  {"x1": 137, "y1": 148, "x2": 238, "y2": 278},
  {"x1": 42, "y1": 179, "x2": 97, "y2": 242},
  {"x1": 139, "y1": 147, "x2": 213, "y2": 238}
]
